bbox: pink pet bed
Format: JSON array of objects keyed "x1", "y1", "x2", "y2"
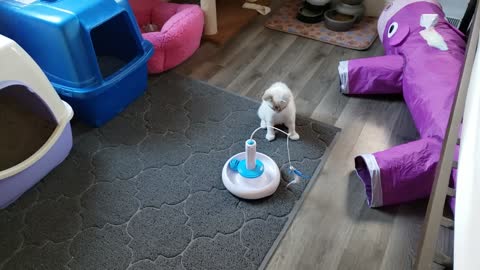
[
  {"x1": 338, "y1": 0, "x2": 465, "y2": 210},
  {"x1": 129, "y1": 0, "x2": 204, "y2": 73}
]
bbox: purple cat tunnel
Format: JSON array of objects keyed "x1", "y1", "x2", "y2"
[{"x1": 338, "y1": 0, "x2": 465, "y2": 208}]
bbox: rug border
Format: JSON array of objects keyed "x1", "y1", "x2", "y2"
[
  {"x1": 258, "y1": 131, "x2": 341, "y2": 270},
  {"x1": 168, "y1": 71, "x2": 341, "y2": 133},
  {"x1": 169, "y1": 72, "x2": 342, "y2": 269}
]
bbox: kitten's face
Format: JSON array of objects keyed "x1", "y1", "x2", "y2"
[
  {"x1": 270, "y1": 98, "x2": 288, "y2": 112},
  {"x1": 263, "y1": 92, "x2": 290, "y2": 112}
]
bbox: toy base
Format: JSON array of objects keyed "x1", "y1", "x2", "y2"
[
  {"x1": 237, "y1": 159, "x2": 264, "y2": 178},
  {"x1": 222, "y1": 152, "x2": 280, "y2": 200}
]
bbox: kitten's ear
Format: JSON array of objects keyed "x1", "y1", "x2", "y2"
[{"x1": 262, "y1": 92, "x2": 273, "y2": 102}]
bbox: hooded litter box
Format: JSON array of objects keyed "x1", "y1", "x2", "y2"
[
  {"x1": 0, "y1": 35, "x2": 73, "y2": 209},
  {"x1": 0, "y1": 0, "x2": 153, "y2": 127}
]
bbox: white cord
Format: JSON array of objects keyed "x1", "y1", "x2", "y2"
[{"x1": 249, "y1": 126, "x2": 293, "y2": 170}]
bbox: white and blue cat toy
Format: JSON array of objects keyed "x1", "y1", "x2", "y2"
[{"x1": 222, "y1": 126, "x2": 308, "y2": 199}]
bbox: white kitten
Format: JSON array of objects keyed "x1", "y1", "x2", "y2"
[{"x1": 257, "y1": 82, "x2": 299, "y2": 141}]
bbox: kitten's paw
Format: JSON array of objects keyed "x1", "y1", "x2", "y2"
[
  {"x1": 289, "y1": 132, "x2": 300, "y2": 140},
  {"x1": 260, "y1": 120, "x2": 267, "y2": 129},
  {"x1": 266, "y1": 133, "x2": 276, "y2": 141}
]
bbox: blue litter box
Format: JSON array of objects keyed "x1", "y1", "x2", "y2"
[{"x1": 0, "y1": 0, "x2": 153, "y2": 127}]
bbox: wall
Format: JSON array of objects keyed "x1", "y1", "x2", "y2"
[
  {"x1": 168, "y1": 0, "x2": 468, "y2": 19},
  {"x1": 363, "y1": 0, "x2": 387, "y2": 16},
  {"x1": 438, "y1": 0, "x2": 469, "y2": 19},
  {"x1": 330, "y1": 0, "x2": 387, "y2": 16},
  {"x1": 344, "y1": 0, "x2": 469, "y2": 18}
]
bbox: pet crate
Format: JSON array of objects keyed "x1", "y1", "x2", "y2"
[{"x1": 0, "y1": 0, "x2": 153, "y2": 127}]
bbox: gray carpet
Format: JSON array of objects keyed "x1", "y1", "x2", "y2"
[{"x1": 0, "y1": 72, "x2": 340, "y2": 270}]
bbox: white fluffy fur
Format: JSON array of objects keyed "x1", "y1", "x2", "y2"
[{"x1": 257, "y1": 82, "x2": 299, "y2": 141}]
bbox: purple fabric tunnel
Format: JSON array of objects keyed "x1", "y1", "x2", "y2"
[{"x1": 338, "y1": 0, "x2": 465, "y2": 209}]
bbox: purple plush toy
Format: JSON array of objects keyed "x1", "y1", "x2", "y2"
[{"x1": 338, "y1": 0, "x2": 466, "y2": 208}]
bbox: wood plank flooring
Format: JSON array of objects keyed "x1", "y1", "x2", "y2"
[{"x1": 174, "y1": 2, "x2": 452, "y2": 268}]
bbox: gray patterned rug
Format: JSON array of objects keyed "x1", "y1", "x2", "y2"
[{"x1": 0, "y1": 72, "x2": 340, "y2": 270}]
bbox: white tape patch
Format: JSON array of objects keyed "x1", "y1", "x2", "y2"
[{"x1": 420, "y1": 14, "x2": 449, "y2": 51}]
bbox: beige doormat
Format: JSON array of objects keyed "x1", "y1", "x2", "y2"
[{"x1": 265, "y1": 0, "x2": 378, "y2": 50}]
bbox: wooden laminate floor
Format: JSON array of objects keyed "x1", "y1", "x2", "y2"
[{"x1": 173, "y1": 2, "x2": 452, "y2": 269}]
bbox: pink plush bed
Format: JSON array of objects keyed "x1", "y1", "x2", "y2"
[{"x1": 129, "y1": 0, "x2": 204, "y2": 73}]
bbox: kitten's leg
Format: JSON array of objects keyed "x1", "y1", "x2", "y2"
[
  {"x1": 260, "y1": 119, "x2": 267, "y2": 129},
  {"x1": 286, "y1": 121, "x2": 300, "y2": 140},
  {"x1": 266, "y1": 122, "x2": 275, "y2": 141}
]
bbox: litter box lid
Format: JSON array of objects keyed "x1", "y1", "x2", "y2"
[{"x1": 0, "y1": 35, "x2": 72, "y2": 124}]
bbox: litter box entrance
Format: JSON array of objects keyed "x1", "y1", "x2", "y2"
[
  {"x1": 90, "y1": 11, "x2": 143, "y2": 79},
  {"x1": 0, "y1": 84, "x2": 56, "y2": 171}
]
